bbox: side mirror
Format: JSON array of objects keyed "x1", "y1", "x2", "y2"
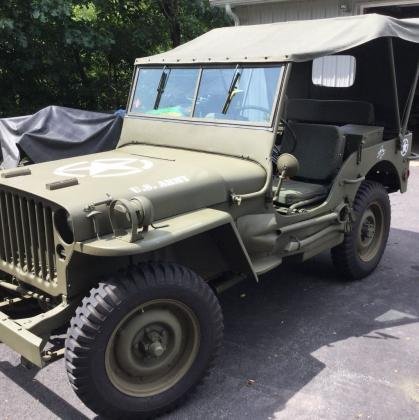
[
  {"x1": 276, "y1": 153, "x2": 299, "y2": 178},
  {"x1": 273, "y1": 153, "x2": 300, "y2": 204}
]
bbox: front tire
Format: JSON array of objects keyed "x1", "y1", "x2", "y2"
[
  {"x1": 331, "y1": 181, "x2": 391, "y2": 280},
  {"x1": 65, "y1": 263, "x2": 223, "y2": 419}
]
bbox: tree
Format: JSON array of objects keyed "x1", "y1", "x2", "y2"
[
  {"x1": 159, "y1": 0, "x2": 181, "y2": 48},
  {"x1": 0, "y1": 0, "x2": 229, "y2": 117}
]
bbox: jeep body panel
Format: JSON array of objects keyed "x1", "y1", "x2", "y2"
[
  {"x1": 0, "y1": 144, "x2": 266, "y2": 241},
  {"x1": 118, "y1": 92, "x2": 282, "y2": 171},
  {"x1": 0, "y1": 144, "x2": 267, "y2": 207}
]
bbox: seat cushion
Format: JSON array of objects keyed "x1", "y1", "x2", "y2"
[{"x1": 276, "y1": 179, "x2": 329, "y2": 206}]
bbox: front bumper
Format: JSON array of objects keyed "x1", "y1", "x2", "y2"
[
  {"x1": 0, "y1": 308, "x2": 45, "y2": 367},
  {"x1": 0, "y1": 296, "x2": 71, "y2": 367}
]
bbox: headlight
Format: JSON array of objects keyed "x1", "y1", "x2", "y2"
[
  {"x1": 109, "y1": 196, "x2": 154, "y2": 243},
  {"x1": 54, "y1": 208, "x2": 74, "y2": 244}
]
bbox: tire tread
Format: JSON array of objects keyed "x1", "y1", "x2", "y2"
[
  {"x1": 331, "y1": 180, "x2": 390, "y2": 280},
  {"x1": 65, "y1": 262, "x2": 223, "y2": 419}
]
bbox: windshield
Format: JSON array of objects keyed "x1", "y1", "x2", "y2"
[{"x1": 130, "y1": 65, "x2": 284, "y2": 125}]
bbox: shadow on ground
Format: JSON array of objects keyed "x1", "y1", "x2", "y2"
[
  {"x1": 0, "y1": 360, "x2": 87, "y2": 419},
  {"x1": 0, "y1": 227, "x2": 418, "y2": 419},
  {"x1": 169, "y1": 226, "x2": 419, "y2": 418}
]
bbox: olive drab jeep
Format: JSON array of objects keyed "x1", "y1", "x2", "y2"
[{"x1": 1, "y1": 14, "x2": 419, "y2": 419}]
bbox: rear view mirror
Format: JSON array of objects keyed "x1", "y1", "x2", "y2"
[
  {"x1": 273, "y1": 153, "x2": 299, "y2": 204},
  {"x1": 276, "y1": 153, "x2": 299, "y2": 178}
]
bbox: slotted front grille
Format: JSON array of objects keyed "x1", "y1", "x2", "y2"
[{"x1": 0, "y1": 190, "x2": 56, "y2": 282}]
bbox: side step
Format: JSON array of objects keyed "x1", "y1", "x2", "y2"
[{"x1": 252, "y1": 255, "x2": 282, "y2": 275}]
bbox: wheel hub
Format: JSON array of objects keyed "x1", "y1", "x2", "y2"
[
  {"x1": 114, "y1": 309, "x2": 183, "y2": 377},
  {"x1": 138, "y1": 326, "x2": 168, "y2": 358},
  {"x1": 360, "y1": 213, "x2": 376, "y2": 245},
  {"x1": 357, "y1": 203, "x2": 384, "y2": 262},
  {"x1": 105, "y1": 299, "x2": 200, "y2": 398},
  {"x1": 148, "y1": 340, "x2": 165, "y2": 358}
]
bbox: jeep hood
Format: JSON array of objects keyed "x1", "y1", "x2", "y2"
[{"x1": 0, "y1": 144, "x2": 265, "y2": 241}]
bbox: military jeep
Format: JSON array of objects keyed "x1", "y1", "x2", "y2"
[{"x1": 0, "y1": 14, "x2": 418, "y2": 419}]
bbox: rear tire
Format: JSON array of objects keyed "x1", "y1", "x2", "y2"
[
  {"x1": 65, "y1": 263, "x2": 223, "y2": 419},
  {"x1": 331, "y1": 181, "x2": 391, "y2": 280}
]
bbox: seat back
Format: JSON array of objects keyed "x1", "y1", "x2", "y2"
[
  {"x1": 280, "y1": 122, "x2": 345, "y2": 183},
  {"x1": 286, "y1": 99, "x2": 375, "y2": 126}
]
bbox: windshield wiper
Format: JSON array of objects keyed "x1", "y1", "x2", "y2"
[
  {"x1": 153, "y1": 67, "x2": 170, "y2": 110},
  {"x1": 222, "y1": 65, "x2": 242, "y2": 114}
]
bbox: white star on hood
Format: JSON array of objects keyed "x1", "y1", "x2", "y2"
[{"x1": 54, "y1": 158, "x2": 153, "y2": 178}]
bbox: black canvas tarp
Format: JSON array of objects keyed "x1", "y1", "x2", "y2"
[{"x1": 0, "y1": 106, "x2": 123, "y2": 169}]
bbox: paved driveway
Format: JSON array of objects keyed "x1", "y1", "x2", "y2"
[{"x1": 1, "y1": 165, "x2": 419, "y2": 420}]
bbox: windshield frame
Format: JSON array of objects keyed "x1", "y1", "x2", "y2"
[{"x1": 127, "y1": 63, "x2": 286, "y2": 129}]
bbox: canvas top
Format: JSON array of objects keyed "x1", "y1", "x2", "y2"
[{"x1": 135, "y1": 14, "x2": 419, "y2": 65}]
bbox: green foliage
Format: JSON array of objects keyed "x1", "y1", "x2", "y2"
[{"x1": 0, "y1": 0, "x2": 230, "y2": 117}]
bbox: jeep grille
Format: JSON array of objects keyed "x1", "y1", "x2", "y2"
[{"x1": 0, "y1": 190, "x2": 57, "y2": 282}]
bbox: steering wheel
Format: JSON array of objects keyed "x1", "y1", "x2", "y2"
[{"x1": 280, "y1": 118, "x2": 298, "y2": 153}]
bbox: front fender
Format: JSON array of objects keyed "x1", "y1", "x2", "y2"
[
  {"x1": 74, "y1": 208, "x2": 257, "y2": 282},
  {"x1": 75, "y1": 208, "x2": 253, "y2": 269}
]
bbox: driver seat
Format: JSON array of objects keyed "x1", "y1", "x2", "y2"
[{"x1": 276, "y1": 122, "x2": 345, "y2": 206}]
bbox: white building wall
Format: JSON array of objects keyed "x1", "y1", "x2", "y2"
[
  {"x1": 231, "y1": 0, "x2": 416, "y2": 25},
  {"x1": 235, "y1": 0, "x2": 344, "y2": 24}
]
